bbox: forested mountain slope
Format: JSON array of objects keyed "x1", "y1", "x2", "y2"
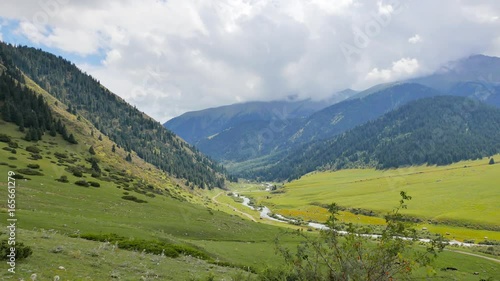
[
  {"x1": 246, "y1": 96, "x2": 500, "y2": 181},
  {"x1": 0, "y1": 42, "x2": 225, "y2": 188}
]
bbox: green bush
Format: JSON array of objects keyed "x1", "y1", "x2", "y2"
[
  {"x1": 2, "y1": 147, "x2": 13, "y2": 152},
  {"x1": 270, "y1": 192, "x2": 445, "y2": 280},
  {"x1": 0, "y1": 240, "x2": 33, "y2": 260},
  {"x1": 27, "y1": 164, "x2": 40, "y2": 169},
  {"x1": 25, "y1": 146, "x2": 41, "y2": 153},
  {"x1": 76, "y1": 233, "x2": 211, "y2": 260},
  {"x1": 11, "y1": 174, "x2": 25, "y2": 179},
  {"x1": 0, "y1": 134, "x2": 11, "y2": 143},
  {"x1": 73, "y1": 170, "x2": 83, "y2": 177},
  {"x1": 29, "y1": 153, "x2": 42, "y2": 160},
  {"x1": 8, "y1": 141, "x2": 18, "y2": 148},
  {"x1": 75, "y1": 180, "x2": 90, "y2": 187},
  {"x1": 89, "y1": 181, "x2": 101, "y2": 187},
  {"x1": 54, "y1": 152, "x2": 68, "y2": 159},
  {"x1": 121, "y1": 195, "x2": 147, "y2": 203},
  {"x1": 16, "y1": 168, "x2": 44, "y2": 176},
  {"x1": 56, "y1": 175, "x2": 69, "y2": 183}
]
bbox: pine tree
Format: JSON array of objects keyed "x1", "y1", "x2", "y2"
[
  {"x1": 89, "y1": 145, "x2": 96, "y2": 155},
  {"x1": 49, "y1": 125, "x2": 57, "y2": 137},
  {"x1": 67, "y1": 133, "x2": 78, "y2": 144},
  {"x1": 489, "y1": 158, "x2": 495, "y2": 165},
  {"x1": 125, "y1": 153, "x2": 132, "y2": 162},
  {"x1": 112, "y1": 144, "x2": 116, "y2": 153},
  {"x1": 90, "y1": 157, "x2": 101, "y2": 176}
]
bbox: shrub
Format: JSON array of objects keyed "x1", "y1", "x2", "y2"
[
  {"x1": 478, "y1": 239, "x2": 500, "y2": 246},
  {"x1": 0, "y1": 240, "x2": 33, "y2": 260},
  {"x1": 76, "y1": 233, "x2": 211, "y2": 260},
  {"x1": 75, "y1": 180, "x2": 90, "y2": 187},
  {"x1": 2, "y1": 147, "x2": 13, "y2": 152},
  {"x1": 89, "y1": 181, "x2": 101, "y2": 187},
  {"x1": 16, "y1": 169, "x2": 44, "y2": 176},
  {"x1": 0, "y1": 134, "x2": 11, "y2": 143},
  {"x1": 54, "y1": 152, "x2": 68, "y2": 159},
  {"x1": 11, "y1": 174, "x2": 25, "y2": 179},
  {"x1": 56, "y1": 175, "x2": 69, "y2": 183},
  {"x1": 25, "y1": 146, "x2": 41, "y2": 154},
  {"x1": 271, "y1": 192, "x2": 445, "y2": 280},
  {"x1": 121, "y1": 195, "x2": 147, "y2": 203},
  {"x1": 27, "y1": 164, "x2": 40, "y2": 169},
  {"x1": 8, "y1": 157, "x2": 16, "y2": 160},
  {"x1": 8, "y1": 141, "x2": 18, "y2": 148},
  {"x1": 489, "y1": 158, "x2": 495, "y2": 165},
  {"x1": 29, "y1": 153, "x2": 42, "y2": 160},
  {"x1": 73, "y1": 170, "x2": 83, "y2": 177}
]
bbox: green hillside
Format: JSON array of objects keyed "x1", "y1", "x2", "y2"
[
  {"x1": 0, "y1": 42, "x2": 225, "y2": 189},
  {"x1": 0, "y1": 120, "x2": 291, "y2": 280}
]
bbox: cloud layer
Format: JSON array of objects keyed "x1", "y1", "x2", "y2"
[{"x1": 0, "y1": 0, "x2": 499, "y2": 121}]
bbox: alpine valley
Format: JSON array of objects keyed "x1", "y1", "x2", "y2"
[{"x1": 0, "y1": 42, "x2": 499, "y2": 281}]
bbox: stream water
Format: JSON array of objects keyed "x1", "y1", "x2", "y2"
[{"x1": 232, "y1": 193, "x2": 479, "y2": 247}]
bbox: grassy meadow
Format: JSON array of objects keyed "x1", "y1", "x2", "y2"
[{"x1": 238, "y1": 157, "x2": 500, "y2": 242}]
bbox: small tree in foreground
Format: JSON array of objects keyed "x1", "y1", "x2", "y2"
[
  {"x1": 268, "y1": 192, "x2": 445, "y2": 281},
  {"x1": 489, "y1": 158, "x2": 495, "y2": 165}
]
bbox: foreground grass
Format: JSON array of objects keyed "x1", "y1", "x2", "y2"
[{"x1": 0, "y1": 229, "x2": 252, "y2": 280}]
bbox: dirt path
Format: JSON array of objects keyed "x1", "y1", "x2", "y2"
[
  {"x1": 446, "y1": 249, "x2": 500, "y2": 263},
  {"x1": 212, "y1": 192, "x2": 257, "y2": 222}
]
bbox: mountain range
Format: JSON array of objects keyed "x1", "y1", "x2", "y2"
[{"x1": 164, "y1": 54, "x2": 500, "y2": 180}]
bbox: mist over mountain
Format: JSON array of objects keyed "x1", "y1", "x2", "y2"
[{"x1": 164, "y1": 54, "x2": 500, "y2": 179}]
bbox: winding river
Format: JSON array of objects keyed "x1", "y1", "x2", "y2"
[{"x1": 232, "y1": 193, "x2": 480, "y2": 247}]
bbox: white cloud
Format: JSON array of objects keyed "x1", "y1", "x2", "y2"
[
  {"x1": 366, "y1": 58, "x2": 420, "y2": 81},
  {"x1": 461, "y1": 4, "x2": 499, "y2": 23},
  {"x1": 408, "y1": 34, "x2": 421, "y2": 44},
  {"x1": 377, "y1": 1, "x2": 394, "y2": 15},
  {"x1": 0, "y1": 0, "x2": 499, "y2": 122},
  {"x1": 103, "y1": 49, "x2": 122, "y2": 66}
]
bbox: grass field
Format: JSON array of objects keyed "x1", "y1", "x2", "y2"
[{"x1": 239, "y1": 158, "x2": 500, "y2": 242}]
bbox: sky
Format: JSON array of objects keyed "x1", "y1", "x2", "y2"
[{"x1": 0, "y1": 0, "x2": 499, "y2": 122}]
